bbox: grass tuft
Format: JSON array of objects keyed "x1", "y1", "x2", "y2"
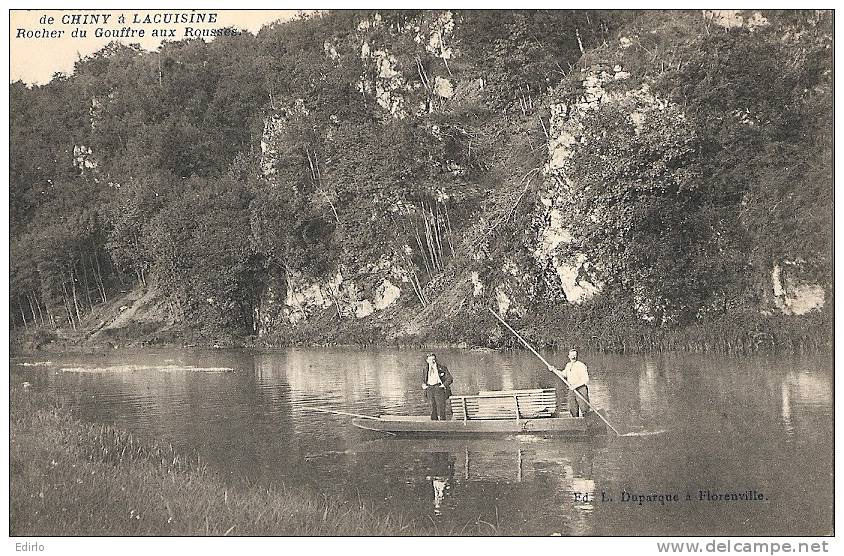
[{"x1": 11, "y1": 377, "x2": 513, "y2": 536}]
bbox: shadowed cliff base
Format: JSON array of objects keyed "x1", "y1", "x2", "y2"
[{"x1": 10, "y1": 282, "x2": 832, "y2": 355}]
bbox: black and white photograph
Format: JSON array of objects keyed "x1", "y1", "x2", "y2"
[{"x1": 6, "y1": 6, "x2": 835, "y2": 545}]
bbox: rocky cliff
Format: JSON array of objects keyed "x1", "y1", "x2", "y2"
[{"x1": 10, "y1": 10, "x2": 832, "y2": 352}]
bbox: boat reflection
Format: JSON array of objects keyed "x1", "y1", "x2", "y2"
[{"x1": 353, "y1": 437, "x2": 603, "y2": 519}]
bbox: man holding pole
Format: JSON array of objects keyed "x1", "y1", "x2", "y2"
[
  {"x1": 550, "y1": 349, "x2": 591, "y2": 418},
  {"x1": 487, "y1": 308, "x2": 623, "y2": 435}
]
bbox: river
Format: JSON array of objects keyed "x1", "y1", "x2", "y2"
[{"x1": 13, "y1": 347, "x2": 833, "y2": 536}]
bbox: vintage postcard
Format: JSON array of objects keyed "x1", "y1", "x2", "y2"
[{"x1": 7, "y1": 7, "x2": 835, "y2": 549}]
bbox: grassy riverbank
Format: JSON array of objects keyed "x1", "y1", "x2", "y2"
[
  {"x1": 11, "y1": 300, "x2": 833, "y2": 357},
  {"x1": 11, "y1": 378, "x2": 485, "y2": 536}
]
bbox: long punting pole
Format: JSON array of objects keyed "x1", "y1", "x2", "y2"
[
  {"x1": 301, "y1": 406, "x2": 382, "y2": 421},
  {"x1": 488, "y1": 308, "x2": 623, "y2": 436}
]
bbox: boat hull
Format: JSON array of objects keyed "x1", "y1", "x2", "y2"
[{"x1": 352, "y1": 411, "x2": 607, "y2": 437}]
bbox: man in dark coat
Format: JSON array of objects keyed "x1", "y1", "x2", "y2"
[{"x1": 421, "y1": 353, "x2": 453, "y2": 420}]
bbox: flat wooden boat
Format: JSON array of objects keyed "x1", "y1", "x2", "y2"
[
  {"x1": 351, "y1": 388, "x2": 608, "y2": 438},
  {"x1": 351, "y1": 414, "x2": 605, "y2": 436}
]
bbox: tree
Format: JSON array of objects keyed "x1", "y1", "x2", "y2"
[
  {"x1": 145, "y1": 176, "x2": 258, "y2": 337},
  {"x1": 661, "y1": 14, "x2": 833, "y2": 298}
]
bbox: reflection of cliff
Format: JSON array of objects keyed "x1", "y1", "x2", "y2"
[
  {"x1": 638, "y1": 357, "x2": 670, "y2": 416},
  {"x1": 781, "y1": 369, "x2": 832, "y2": 406},
  {"x1": 780, "y1": 369, "x2": 832, "y2": 435},
  {"x1": 259, "y1": 349, "x2": 417, "y2": 406},
  {"x1": 257, "y1": 348, "x2": 542, "y2": 410}
]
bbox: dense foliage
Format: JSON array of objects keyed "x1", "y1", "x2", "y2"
[
  {"x1": 9, "y1": 10, "x2": 832, "y2": 347},
  {"x1": 557, "y1": 11, "x2": 832, "y2": 326}
]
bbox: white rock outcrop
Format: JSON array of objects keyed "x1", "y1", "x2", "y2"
[
  {"x1": 495, "y1": 286, "x2": 511, "y2": 316},
  {"x1": 355, "y1": 11, "x2": 458, "y2": 120},
  {"x1": 470, "y1": 271, "x2": 484, "y2": 297},
  {"x1": 277, "y1": 263, "x2": 403, "y2": 325},
  {"x1": 374, "y1": 279, "x2": 402, "y2": 310},
  {"x1": 73, "y1": 145, "x2": 97, "y2": 171},
  {"x1": 704, "y1": 10, "x2": 769, "y2": 31},
  {"x1": 771, "y1": 263, "x2": 825, "y2": 315},
  {"x1": 534, "y1": 64, "x2": 675, "y2": 308}
]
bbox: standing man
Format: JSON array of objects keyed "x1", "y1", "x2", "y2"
[
  {"x1": 550, "y1": 349, "x2": 591, "y2": 418},
  {"x1": 421, "y1": 352, "x2": 453, "y2": 420}
]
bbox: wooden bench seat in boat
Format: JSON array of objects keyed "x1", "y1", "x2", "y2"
[{"x1": 449, "y1": 388, "x2": 561, "y2": 420}]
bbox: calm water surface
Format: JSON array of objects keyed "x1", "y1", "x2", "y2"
[{"x1": 14, "y1": 347, "x2": 833, "y2": 535}]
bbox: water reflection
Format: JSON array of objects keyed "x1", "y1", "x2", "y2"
[
  {"x1": 12, "y1": 347, "x2": 833, "y2": 535},
  {"x1": 426, "y1": 452, "x2": 455, "y2": 516},
  {"x1": 349, "y1": 436, "x2": 601, "y2": 531},
  {"x1": 639, "y1": 358, "x2": 668, "y2": 414},
  {"x1": 781, "y1": 381, "x2": 793, "y2": 435},
  {"x1": 780, "y1": 367, "x2": 833, "y2": 439}
]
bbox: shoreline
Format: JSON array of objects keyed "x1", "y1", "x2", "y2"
[
  {"x1": 9, "y1": 287, "x2": 833, "y2": 358},
  {"x1": 11, "y1": 319, "x2": 833, "y2": 358},
  {"x1": 10, "y1": 378, "x2": 501, "y2": 536},
  {"x1": 9, "y1": 337, "x2": 490, "y2": 358}
]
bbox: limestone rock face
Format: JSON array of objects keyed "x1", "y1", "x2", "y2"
[
  {"x1": 704, "y1": 10, "x2": 769, "y2": 30},
  {"x1": 283, "y1": 270, "x2": 335, "y2": 324},
  {"x1": 259, "y1": 114, "x2": 285, "y2": 177},
  {"x1": 374, "y1": 279, "x2": 402, "y2": 310},
  {"x1": 249, "y1": 11, "x2": 826, "y2": 339},
  {"x1": 358, "y1": 46, "x2": 411, "y2": 118},
  {"x1": 254, "y1": 276, "x2": 285, "y2": 337},
  {"x1": 73, "y1": 145, "x2": 98, "y2": 172},
  {"x1": 433, "y1": 76, "x2": 454, "y2": 99},
  {"x1": 354, "y1": 10, "x2": 458, "y2": 120},
  {"x1": 547, "y1": 66, "x2": 666, "y2": 176},
  {"x1": 425, "y1": 11, "x2": 455, "y2": 61},
  {"x1": 257, "y1": 259, "x2": 404, "y2": 332},
  {"x1": 495, "y1": 286, "x2": 511, "y2": 316},
  {"x1": 554, "y1": 254, "x2": 601, "y2": 304},
  {"x1": 259, "y1": 99, "x2": 309, "y2": 178},
  {"x1": 470, "y1": 271, "x2": 484, "y2": 297},
  {"x1": 771, "y1": 263, "x2": 825, "y2": 316},
  {"x1": 533, "y1": 61, "x2": 675, "y2": 314},
  {"x1": 535, "y1": 65, "x2": 647, "y2": 306},
  {"x1": 355, "y1": 299, "x2": 375, "y2": 319}
]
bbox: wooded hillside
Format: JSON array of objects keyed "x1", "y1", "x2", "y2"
[{"x1": 9, "y1": 10, "x2": 833, "y2": 351}]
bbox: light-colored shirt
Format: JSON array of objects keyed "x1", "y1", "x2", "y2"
[
  {"x1": 427, "y1": 363, "x2": 443, "y2": 386},
  {"x1": 562, "y1": 360, "x2": 589, "y2": 389}
]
